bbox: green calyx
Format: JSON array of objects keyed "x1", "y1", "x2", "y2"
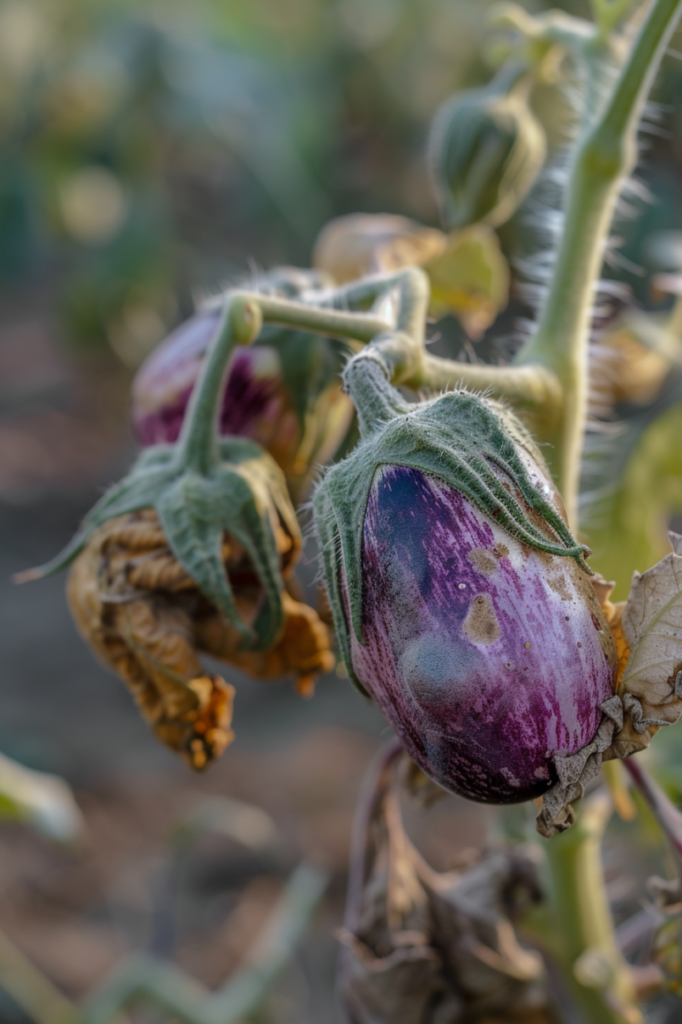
[
  {"x1": 17, "y1": 295, "x2": 300, "y2": 652},
  {"x1": 313, "y1": 358, "x2": 591, "y2": 676},
  {"x1": 428, "y1": 61, "x2": 546, "y2": 230},
  {"x1": 19, "y1": 438, "x2": 298, "y2": 650}
]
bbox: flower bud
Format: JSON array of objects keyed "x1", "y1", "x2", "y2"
[
  {"x1": 314, "y1": 365, "x2": 616, "y2": 804},
  {"x1": 428, "y1": 73, "x2": 546, "y2": 230},
  {"x1": 131, "y1": 303, "x2": 353, "y2": 499}
]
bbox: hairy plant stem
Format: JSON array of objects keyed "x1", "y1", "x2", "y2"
[
  {"x1": 175, "y1": 291, "x2": 395, "y2": 475},
  {"x1": 543, "y1": 794, "x2": 640, "y2": 1024},
  {"x1": 173, "y1": 266, "x2": 561, "y2": 485},
  {"x1": 514, "y1": 5, "x2": 682, "y2": 1020},
  {"x1": 515, "y1": 0, "x2": 682, "y2": 528},
  {"x1": 418, "y1": 354, "x2": 561, "y2": 411}
]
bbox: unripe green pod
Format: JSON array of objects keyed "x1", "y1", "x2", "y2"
[{"x1": 428, "y1": 66, "x2": 546, "y2": 230}]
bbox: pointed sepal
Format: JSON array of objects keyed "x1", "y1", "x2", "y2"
[{"x1": 314, "y1": 378, "x2": 592, "y2": 654}]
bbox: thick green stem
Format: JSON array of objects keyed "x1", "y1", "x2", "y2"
[
  {"x1": 325, "y1": 267, "x2": 430, "y2": 344},
  {"x1": 175, "y1": 295, "x2": 260, "y2": 474},
  {"x1": 515, "y1": 0, "x2": 682, "y2": 528},
  {"x1": 175, "y1": 271, "x2": 556, "y2": 477},
  {"x1": 344, "y1": 358, "x2": 410, "y2": 437},
  {"x1": 256, "y1": 292, "x2": 394, "y2": 342},
  {"x1": 543, "y1": 794, "x2": 640, "y2": 1024},
  {"x1": 415, "y1": 354, "x2": 562, "y2": 414}
]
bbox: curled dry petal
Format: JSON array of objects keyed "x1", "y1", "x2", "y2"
[
  {"x1": 312, "y1": 213, "x2": 447, "y2": 284},
  {"x1": 340, "y1": 745, "x2": 550, "y2": 1024},
  {"x1": 67, "y1": 510, "x2": 334, "y2": 769}
]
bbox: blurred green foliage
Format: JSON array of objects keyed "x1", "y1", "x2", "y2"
[{"x1": 0, "y1": 0, "x2": 529, "y2": 363}]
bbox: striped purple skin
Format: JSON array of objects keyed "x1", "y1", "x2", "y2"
[
  {"x1": 348, "y1": 465, "x2": 616, "y2": 804},
  {"x1": 131, "y1": 311, "x2": 299, "y2": 467}
]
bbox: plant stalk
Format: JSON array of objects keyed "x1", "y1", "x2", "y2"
[
  {"x1": 175, "y1": 291, "x2": 394, "y2": 475},
  {"x1": 543, "y1": 794, "x2": 641, "y2": 1024},
  {"x1": 83, "y1": 862, "x2": 328, "y2": 1024},
  {"x1": 515, "y1": 0, "x2": 682, "y2": 528}
]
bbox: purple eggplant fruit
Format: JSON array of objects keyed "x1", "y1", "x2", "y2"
[
  {"x1": 348, "y1": 464, "x2": 616, "y2": 803},
  {"x1": 314, "y1": 358, "x2": 617, "y2": 804}
]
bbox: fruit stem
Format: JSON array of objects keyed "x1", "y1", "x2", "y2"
[
  {"x1": 514, "y1": 0, "x2": 682, "y2": 529},
  {"x1": 623, "y1": 757, "x2": 682, "y2": 868},
  {"x1": 175, "y1": 290, "x2": 394, "y2": 475},
  {"x1": 416, "y1": 354, "x2": 562, "y2": 414}
]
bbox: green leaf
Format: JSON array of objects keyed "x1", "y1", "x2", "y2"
[{"x1": 225, "y1": 500, "x2": 284, "y2": 650}]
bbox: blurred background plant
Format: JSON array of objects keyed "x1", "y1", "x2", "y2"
[
  {"x1": 0, "y1": 0, "x2": 523, "y2": 367},
  {"x1": 7, "y1": 0, "x2": 682, "y2": 1020}
]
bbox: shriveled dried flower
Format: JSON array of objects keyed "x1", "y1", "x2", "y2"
[{"x1": 67, "y1": 509, "x2": 334, "y2": 769}]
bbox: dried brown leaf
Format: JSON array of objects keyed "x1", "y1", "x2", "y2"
[
  {"x1": 539, "y1": 535, "x2": 682, "y2": 831},
  {"x1": 536, "y1": 698, "x2": 623, "y2": 838},
  {"x1": 342, "y1": 747, "x2": 549, "y2": 1023},
  {"x1": 341, "y1": 929, "x2": 453, "y2": 1024},
  {"x1": 610, "y1": 532, "x2": 682, "y2": 757},
  {"x1": 196, "y1": 591, "x2": 335, "y2": 691}
]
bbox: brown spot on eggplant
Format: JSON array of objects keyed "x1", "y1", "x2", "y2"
[
  {"x1": 467, "y1": 548, "x2": 499, "y2": 576},
  {"x1": 462, "y1": 593, "x2": 501, "y2": 645}
]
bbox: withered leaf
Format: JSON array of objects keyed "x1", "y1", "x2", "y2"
[
  {"x1": 312, "y1": 213, "x2": 447, "y2": 284},
  {"x1": 536, "y1": 698, "x2": 623, "y2": 838},
  {"x1": 342, "y1": 746, "x2": 549, "y2": 1023},
  {"x1": 540, "y1": 533, "x2": 682, "y2": 832},
  {"x1": 611, "y1": 531, "x2": 682, "y2": 756},
  {"x1": 341, "y1": 931, "x2": 452, "y2": 1024}
]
